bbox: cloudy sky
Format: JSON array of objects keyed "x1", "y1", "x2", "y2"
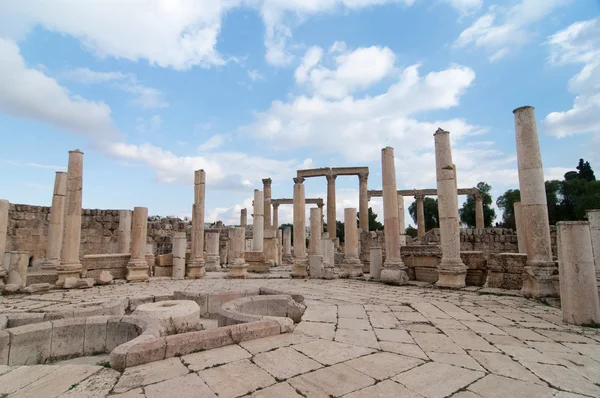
[{"x1": 0, "y1": 0, "x2": 598, "y2": 227}]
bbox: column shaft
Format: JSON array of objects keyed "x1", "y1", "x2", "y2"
[
  {"x1": 326, "y1": 174, "x2": 337, "y2": 239},
  {"x1": 0, "y1": 200, "x2": 9, "y2": 271},
  {"x1": 172, "y1": 232, "x2": 186, "y2": 279},
  {"x1": 292, "y1": 178, "x2": 308, "y2": 277},
  {"x1": 262, "y1": 178, "x2": 272, "y2": 229},
  {"x1": 309, "y1": 207, "x2": 323, "y2": 278},
  {"x1": 205, "y1": 232, "x2": 220, "y2": 272},
  {"x1": 252, "y1": 189, "x2": 264, "y2": 251},
  {"x1": 117, "y1": 210, "x2": 132, "y2": 254},
  {"x1": 342, "y1": 207, "x2": 363, "y2": 277},
  {"x1": 272, "y1": 204, "x2": 279, "y2": 230},
  {"x1": 227, "y1": 227, "x2": 248, "y2": 278},
  {"x1": 397, "y1": 194, "x2": 406, "y2": 246},
  {"x1": 514, "y1": 202, "x2": 527, "y2": 254},
  {"x1": 188, "y1": 169, "x2": 206, "y2": 278},
  {"x1": 240, "y1": 208, "x2": 247, "y2": 227},
  {"x1": 416, "y1": 195, "x2": 425, "y2": 240},
  {"x1": 475, "y1": 194, "x2": 484, "y2": 229},
  {"x1": 126, "y1": 206, "x2": 149, "y2": 282},
  {"x1": 358, "y1": 173, "x2": 369, "y2": 231},
  {"x1": 41, "y1": 172, "x2": 67, "y2": 269}
]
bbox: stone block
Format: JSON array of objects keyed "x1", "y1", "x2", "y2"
[
  {"x1": 125, "y1": 337, "x2": 167, "y2": 368},
  {"x1": 173, "y1": 291, "x2": 209, "y2": 315},
  {"x1": 51, "y1": 318, "x2": 86, "y2": 359},
  {"x1": 8, "y1": 321, "x2": 52, "y2": 365},
  {"x1": 153, "y1": 265, "x2": 173, "y2": 277},
  {"x1": 84, "y1": 316, "x2": 109, "y2": 355},
  {"x1": 106, "y1": 317, "x2": 131, "y2": 351},
  {"x1": 165, "y1": 328, "x2": 235, "y2": 358},
  {"x1": 229, "y1": 320, "x2": 281, "y2": 343},
  {"x1": 0, "y1": 330, "x2": 9, "y2": 365},
  {"x1": 7, "y1": 313, "x2": 45, "y2": 328},
  {"x1": 96, "y1": 270, "x2": 113, "y2": 285}
]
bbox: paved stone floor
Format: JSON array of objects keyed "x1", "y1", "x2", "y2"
[{"x1": 1, "y1": 277, "x2": 600, "y2": 397}]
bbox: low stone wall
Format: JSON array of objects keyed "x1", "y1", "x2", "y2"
[
  {"x1": 217, "y1": 294, "x2": 306, "y2": 331},
  {"x1": 485, "y1": 253, "x2": 527, "y2": 290},
  {"x1": 83, "y1": 253, "x2": 130, "y2": 280}
]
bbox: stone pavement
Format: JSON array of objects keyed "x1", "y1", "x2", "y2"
[{"x1": 1, "y1": 277, "x2": 600, "y2": 397}]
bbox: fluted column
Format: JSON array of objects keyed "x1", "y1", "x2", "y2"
[
  {"x1": 292, "y1": 177, "x2": 308, "y2": 278},
  {"x1": 586, "y1": 209, "x2": 600, "y2": 289},
  {"x1": 0, "y1": 199, "x2": 8, "y2": 272},
  {"x1": 57, "y1": 150, "x2": 84, "y2": 286},
  {"x1": 41, "y1": 172, "x2": 67, "y2": 270},
  {"x1": 514, "y1": 106, "x2": 556, "y2": 297},
  {"x1": 398, "y1": 193, "x2": 406, "y2": 246},
  {"x1": 415, "y1": 194, "x2": 425, "y2": 241},
  {"x1": 272, "y1": 204, "x2": 279, "y2": 230},
  {"x1": 240, "y1": 208, "x2": 247, "y2": 227},
  {"x1": 475, "y1": 193, "x2": 484, "y2": 229},
  {"x1": 205, "y1": 231, "x2": 220, "y2": 272},
  {"x1": 514, "y1": 202, "x2": 527, "y2": 254},
  {"x1": 252, "y1": 189, "x2": 264, "y2": 251},
  {"x1": 342, "y1": 207, "x2": 363, "y2": 277},
  {"x1": 126, "y1": 206, "x2": 149, "y2": 282},
  {"x1": 262, "y1": 178, "x2": 272, "y2": 229},
  {"x1": 227, "y1": 226, "x2": 248, "y2": 278},
  {"x1": 326, "y1": 174, "x2": 337, "y2": 239},
  {"x1": 117, "y1": 210, "x2": 132, "y2": 254},
  {"x1": 380, "y1": 147, "x2": 409, "y2": 285},
  {"x1": 187, "y1": 169, "x2": 206, "y2": 278},
  {"x1": 358, "y1": 172, "x2": 369, "y2": 231}
]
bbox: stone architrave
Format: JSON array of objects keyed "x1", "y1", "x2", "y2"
[
  {"x1": 282, "y1": 227, "x2": 293, "y2": 264},
  {"x1": 272, "y1": 204, "x2": 279, "y2": 230},
  {"x1": 117, "y1": 210, "x2": 132, "y2": 254},
  {"x1": 126, "y1": 207, "x2": 149, "y2": 282},
  {"x1": 252, "y1": 189, "x2": 264, "y2": 252},
  {"x1": 308, "y1": 207, "x2": 323, "y2": 278},
  {"x1": 586, "y1": 210, "x2": 600, "y2": 289},
  {"x1": 397, "y1": 193, "x2": 406, "y2": 246},
  {"x1": 415, "y1": 194, "x2": 425, "y2": 241},
  {"x1": 227, "y1": 227, "x2": 248, "y2": 278},
  {"x1": 291, "y1": 178, "x2": 308, "y2": 278},
  {"x1": 240, "y1": 208, "x2": 247, "y2": 227},
  {"x1": 358, "y1": 172, "x2": 369, "y2": 231},
  {"x1": 557, "y1": 221, "x2": 600, "y2": 325},
  {"x1": 380, "y1": 147, "x2": 409, "y2": 285},
  {"x1": 188, "y1": 169, "x2": 206, "y2": 279},
  {"x1": 514, "y1": 106, "x2": 557, "y2": 297},
  {"x1": 434, "y1": 128, "x2": 467, "y2": 288},
  {"x1": 262, "y1": 178, "x2": 272, "y2": 229},
  {"x1": 342, "y1": 207, "x2": 363, "y2": 277},
  {"x1": 514, "y1": 202, "x2": 527, "y2": 254},
  {"x1": 7, "y1": 252, "x2": 28, "y2": 287},
  {"x1": 474, "y1": 193, "x2": 484, "y2": 229},
  {"x1": 326, "y1": 174, "x2": 337, "y2": 239},
  {"x1": 205, "y1": 232, "x2": 220, "y2": 272},
  {"x1": 0, "y1": 199, "x2": 10, "y2": 272},
  {"x1": 321, "y1": 232, "x2": 336, "y2": 279},
  {"x1": 172, "y1": 232, "x2": 187, "y2": 279},
  {"x1": 57, "y1": 150, "x2": 84, "y2": 286},
  {"x1": 370, "y1": 247, "x2": 382, "y2": 279},
  {"x1": 40, "y1": 172, "x2": 67, "y2": 270}
]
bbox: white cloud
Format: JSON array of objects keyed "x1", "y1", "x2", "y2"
[
  {"x1": 0, "y1": 159, "x2": 66, "y2": 170},
  {"x1": 136, "y1": 115, "x2": 163, "y2": 134},
  {"x1": 0, "y1": 38, "x2": 119, "y2": 140},
  {"x1": 248, "y1": 69, "x2": 264, "y2": 81},
  {"x1": 454, "y1": 0, "x2": 569, "y2": 61},
  {"x1": 198, "y1": 135, "x2": 227, "y2": 151},
  {"x1": 543, "y1": 18, "x2": 600, "y2": 138},
  {"x1": 442, "y1": 0, "x2": 482, "y2": 15}
]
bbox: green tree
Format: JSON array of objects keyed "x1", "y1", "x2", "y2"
[
  {"x1": 336, "y1": 220, "x2": 345, "y2": 243},
  {"x1": 577, "y1": 158, "x2": 596, "y2": 181},
  {"x1": 405, "y1": 225, "x2": 418, "y2": 239},
  {"x1": 496, "y1": 189, "x2": 520, "y2": 229},
  {"x1": 366, "y1": 207, "x2": 383, "y2": 231},
  {"x1": 408, "y1": 197, "x2": 439, "y2": 230},
  {"x1": 459, "y1": 182, "x2": 496, "y2": 227},
  {"x1": 279, "y1": 223, "x2": 293, "y2": 244}
]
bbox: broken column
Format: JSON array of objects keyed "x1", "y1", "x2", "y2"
[
  {"x1": 117, "y1": 210, "x2": 132, "y2": 254},
  {"x1": 586, "y1": 209, "x2": 600, "y2": 290},
  {"x1": 342, "y1": 207, "x2": 363, "y2": 277},
  {"x1": 514, "y1": 106, "x2": 557, "y2": 297},
  {"x1": 126, "y1": 206, "x2": 149, "y2": 282},
  {"x1": 557, "y1": 221, "x2": 600, "y2": 325},
  {"x1": 318, "y1": 202, "x2": 325, "y2": 233},
  {"x1": 188, "y1": 169, "x2": 206, "y2": 278},
  {"x1": 205, "y1": 232, "x2": 220, "y2": 272},
  {"x1": 415, "y1": 194, "x2": 425, "y2": 241},
  {"x1": 240, "y1": 208, "x2": 247, "y2": 227},
  {"x1": 308, "y1": 207, "x2": 323, "y2": 278},
  {"x1": 380, "y1": 147, "x2": 409, "y2": 285},
  {"x1": 434, "y1": 128, "x2": 467, "y2": 288},
  {"x1": 40, "y1": 172, "x2": 67, "y2": 270},
  {"x1": 262, "y1": 178, "x2": 272, "y2": 229},
  {"x1": 0, "y1": 200, "x2": 8, "y2": 277},
  {"x1": 57, "y1": 150, "x2": 84, "y2": 286},
  {"x1": 172, "y1": 232, "x2": 186, "y2": 279},
  {"x1": 370, "y1": 247, "x2": 382, "y2": 280},
  {"x1": 272, "y1": 203, "x2": 279, "y2": 230},
  {"x1": 291, "y1": 177, "x2": 308, "y2": 278},
  {"x1": 326, "y1": 174, "x2": 337, "y2": 239},
  {"x1": 321, "y1": 232, "x2": 335, "y2": 279},
  {"x1": 475, "y1": 192, "x2": 484, "y2": 229},
  {"x1": 227, "y1": 226, "x2": 248, "y2": 278},
  {"x1": 283, "y1": 227, "x2": 293, "y2": 264},
  {"x1": 514, "y1": 202, "x2": 527, "y2": 254},
  {"x1": 7, "y1": 252, "x2": 28, "y2": 288},
  {"x1": 398, "y1": 193, "x2": 406, "y2": 246},
  {"x1": 358, "y1": 172, "x2": 369, "y2": 231},
  {"x1": 252, "y1": 189, "x2": 264, "y2": 252}
]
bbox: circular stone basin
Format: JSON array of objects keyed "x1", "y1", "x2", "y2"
[{"x1": 132, "y1": 300, "x2": 201, "y2": 335}]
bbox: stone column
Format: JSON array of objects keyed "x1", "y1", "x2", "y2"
[
  {"x1": 40, "y1": 172, "x2": 67, "y2": 270},
  {"x1": 283, "y1": 227, "x2": 293, "y2": 264},
  {"x1": 514, "y1": 106, "x2": 556, "y2": 297},
  {"x1": 342, "y1": 207, "x2": 363, "y2": 277},
  {"x1": 358, "y1": 172, "x2": 369, "y2": 231},
  {"x1": 557, "y1": 221, "x2": 600, "y2": 325},
  {"x1": 188, "y1": 169, "x2": 206, "y2": 278},
  {"x1": 321, "y1": 232, "x2": 335, "y2": 279},
  {"x1": 474, "y1": 193, "x2": 484, "y2": 229},
  {"x1": 117, "y1": 210, "x2": 132, "y2": 254},
  {"x1": 7, "y1": 252, "x2": 28, "y2": 287},
  {"x1": 126, "y1": 206, "x2": 149, "y2": 282},
  {"x1": 434, "y1": 128, "x2": 467, "y2": 288},
  {"x1": 370, "y1": 247, "x2": 382, "y2": 280},
  {"x1": 586, "y1": 209, "x2": 600, "y2": 289},
  {"x1": 172, "y1": 232, "x2": 186, "y2": 279},
  {"x1": 397, "y1": 194, "x2": 406, "y2": 246},
  {"x1": 262, "y1": 178, "x2": 272, "y2": 229},
  {"x1": 514, "y1": 202, "x2": 527, "y2": 254},
  {"x1": 276, "y1": 228, "x2": 282, "y2": 265},
  {"x1": 272, "y1": 204, "x2": 279, "y2": 230},
  {"x1": 227, "y1": 227, "x2": 248, "y2": 278},
  {"x1": 317, "y1": 203, "x2": 325, "y2": 233},
  {"x1": 240, "y1": 208, "x2": 247, "y2": 227},
  {"x1": 205, "y1": 232, "x2": 220, "y2": 272},
  {"x1": 326, "y1": 174, "x2": 337, "y2": 239},
  {"x1": 380, "y1": 147, "x2": 409, "y2": 285},
  {"x1": 415, "y1": 194, "x2": 425, "y2": 241},
  {"x1": 0, "y1": 199, "x2": 8, "y2": 273},
  {"x1": 291, "y1": 178, "x2": 308, "y2": 278},
  {"x1": 308, "y1": 207, "x2": 323, "y2": 278},
  {"x1": 57, "y1": 150, "x2": 84, "y2": 286},
  {"x1": 252, "y1": 189, "x2": 264, "y2": 252}
]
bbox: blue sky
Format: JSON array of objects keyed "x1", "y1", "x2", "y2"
[{"x1": 0, "y1": 0, "x2": 599, "y2": 227}]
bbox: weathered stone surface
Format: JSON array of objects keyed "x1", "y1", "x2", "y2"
[
  {"x1": 198, "y1": 359, "x2": 276, "y2": 397},
  {"x1": 289, "y1": 363, "x2": 375, "y2": 397},
  {"x1": 113, "y1": 357, "x2": 189, "y2": 394},
  {"x1": 393, "y1": 362, "x2": 484, "y2": 398},
  {"x1": 23, "y1": 283, "x2": 51, "y2": 293},
  {"x1": 145, "y1": 373, "x2": 217, "y2": 398},
  {"x1": 96, "y1": 270, "x2": 113, "y2": 285}
]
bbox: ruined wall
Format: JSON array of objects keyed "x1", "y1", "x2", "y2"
[{"x1": 422, "y1": 228, "x2": 520, "y2": 255}]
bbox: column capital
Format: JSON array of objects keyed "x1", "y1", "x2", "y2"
[
  {"x1": 272, "y1": 203, "x2": 280, "y2": 209},
  {"x1": 414, "y1": 194, "x2": 425, "y2": 200},
  {"x1": 317, "y1": 203, "x2": 324, "y2": 208},
  {"x1": 262, "y1": 178, "x2": 272, "y2": 187},
  {"x1": 358, "y1": 172, "x2": 369, "y2": 183},
  {"x1": 293, "y1": 177, "x2": 305, "y2": 184},
  {"x1": 473, "y1": 192, "x2": 483, "y2": 200},
  {"x1": 326, "y1": 174, "x2": 337, "y2": 183}
]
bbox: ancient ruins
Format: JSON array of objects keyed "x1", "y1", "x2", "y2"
[{"x1": 0, "y1": 106, "x2": 599, "y2": 397}]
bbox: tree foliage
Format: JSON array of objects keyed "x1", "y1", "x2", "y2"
[
  {"x1": 279, "y1": 223, "x2": 293, "y2": 244},
  {"x1": 459, "y1": 182, "x2": 496, "y2": 227},
  {"x1": 367, "y1": 207, "x2": 383, "y2": 231},
  {"x1": 408, "y1": 197, "x2": 439, "y2": 230},
  {"x1": 496, "y1": 189, "x2": 521, "y2": 229},
  {"x1": 405, "y1": 225, "x2": 418, "y2": 239}
]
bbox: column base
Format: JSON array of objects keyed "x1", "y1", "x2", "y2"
[
  {"x1": 380, "y1": 260, "x2": 409, "y2": 285},
  {"x1": 40, "y1": 259, "x2": 59, "y2": 272},
  {"x1": 282, "y1": 254, "x2": 294, "y2": 265},
  {"x1": 291, "y1": 258, "x2": 308, "y2": 278},
  {"x1": 341, "y1": 257, "x2": 363, "y2": 278},
  {"x1": 436, "y1": 258, "x2": 467, "y2": 288},
  {"x1": 521, "y1": 261, "x2": 559, "y2": 298},
  {"x1": 187, "y1": 258, "x2": 206, "y2": 279},
  {"x1": 205, "y1": 255, "x2": 220, "y2": 272},
  {"x1": 308, "y1": 254, "x2": 323, "y2": 278},
  {"x1": 56, "y1": 263, "x2": 83, "y2": 287},
  {"x1": 227, "y1": 260, "x2": 248, "y2": 278}
]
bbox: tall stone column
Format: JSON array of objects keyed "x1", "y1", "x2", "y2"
[
  {"x1": 0, "y1": 199, "x2": 9, "y2": 272},
  {"x1": 292, "y1": 178, "x2": 308, "y2": 278},
  {"x1": 586, "y1": 209, "x2": 600, "y2": 289},
  {"x1": 40, "y1": 172, "x2": 67, "y2": 270},
  {"x1": 308, "y1": 207, "x2": 324, "y2": 278},
  {"x1": 126, "y1": 206, "x2": 149, "y2": 282},
  {"x1": 317, "y1": 203, "x2": 325, "y2": 233},
  {"x1": 326, "y1": 174, "x2": 337, "y2": 239},
  {"x1": 358, "y1": 172, "x2": 369, "y2": 231},
  {"x1": 397, "y1": 194, "x2": 406, "y2": 246},
  {"x1": 283, "y1": 227, "x2": 293, "y2": 264},
  {"x1": 252, "y1": 189, "x2": 264, "y2": 252},
  {"x1": 342, "y1": 207, "x2": 363, "y2": 277},
  {"x1": 415, "y1": 194, "x2": 425, "y2": 241},
  {"x1": 117, "y1": 210, "x2": 132, "y2": 254},
  {"x1": 172, "y1": 232, "x2": 186, "y2": 279},
  {"x1": 262, "y1": 178, "x2": 272, "y2": 229},
  {"x1": 380, "y1": 147, "x2": 409, "y2": 285},
  {"x1": 514, "y1": 106, "x2": 556, "y2": 297},
  {"x1": 205, "y1": 232, "x2": 220, "y2": 272},
  {"x1": 434, "y1": 128, "x2": 467, "y2": 288},
  {"x1": 227, "y1": 227, "x2": 248, "y2": 278},
  {"x1": 557, "y1": 221, "x2": 600, "y2": 325},
  {"x1": 474, "y1": 193, "x2": 484, "y2": 229},
  {"x1": 57, "y1": 150, "x2": 84, "y2": 286},
  {"x1": 240, "y1": 208, "x2": 247, "y2": 227},
  {"x1": 272, "y1": 204, "x2": 279, "y2": 230},
  {"x1": 276, "y1": 228, "x2": 282, "y2": 265},
  {"x1": 514, "y1": 202, "x2": 527, "y2": 254},
  {"x1": 188, "y1": 169, "x2": 206, "y2": 278}
]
